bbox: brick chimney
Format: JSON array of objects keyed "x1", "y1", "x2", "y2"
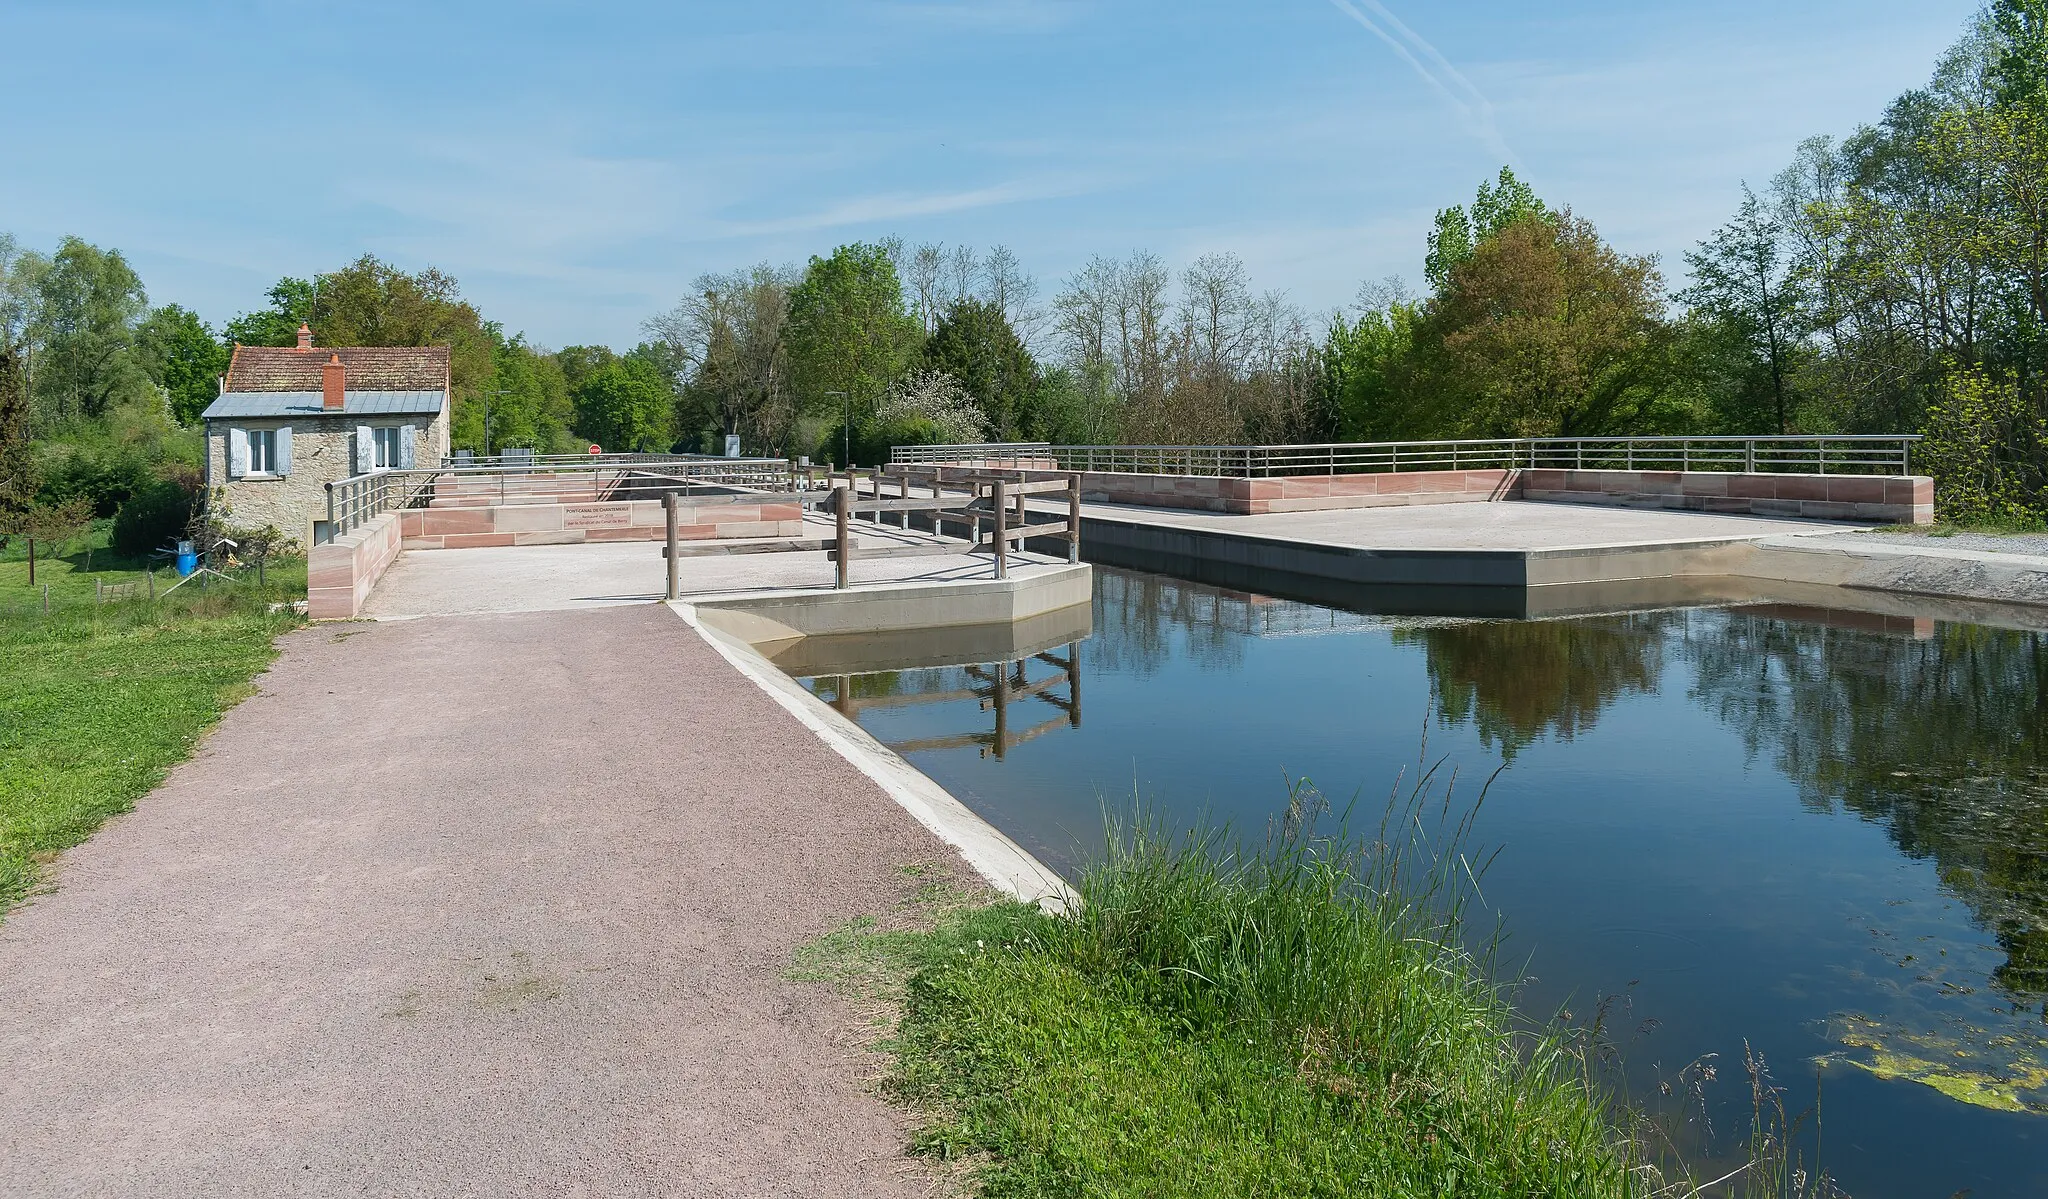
[
  {"x1": 322, "y1": 353, "x2": 345, "y2": 412},
  {"x1": 297, "y1": 323, "x2": 314, "y2": 351}
]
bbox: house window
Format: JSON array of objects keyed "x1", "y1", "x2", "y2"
[
  {"x1": 373, "y1": 426, "x2": 403, "y2": 469},
  {"x1": 248, "y1": 429, "x2": 277, "y2": 474}
]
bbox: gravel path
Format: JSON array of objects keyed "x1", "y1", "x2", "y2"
[
  {"x1": 0, "y1": 604, "x2": 958, "y2": 1197},
  {"x1": 1815, "y1": 529, "x2": 2048, "y2": 557}
]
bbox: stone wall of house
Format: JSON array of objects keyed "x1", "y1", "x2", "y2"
[{"x1": 206, "y1": 413, "x2": 443, "y2": 548}]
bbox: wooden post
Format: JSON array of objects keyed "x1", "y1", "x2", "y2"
[
  {"x1": 992, "y1": 478, "x2": 1008, "y2": 579},
  {"x1": 42, "y1": 583, "x2": 49, "y2": 616},
  {"x1": 1067, "y1": 472, "x2": 1081, "y2": 563},
  {"x1": 664, "y1": 491, "x2": 680, "y2": 600},
  {"x1": 834, "y1": 483, "x2": 851, "y2": 590},
  {"x1": 897, "y1": 472, "x2": 910, "y2": 530},
  {"x1": 147, "y1": 568, "x2": 155, "y2": 601}
]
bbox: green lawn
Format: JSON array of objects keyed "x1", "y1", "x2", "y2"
[
  {"x1": 798, "y1": 817, "x2": 1675, "y2": 1199},
  {"x1": 0, "y1": 527, "x2": 301, "y2": 910}
]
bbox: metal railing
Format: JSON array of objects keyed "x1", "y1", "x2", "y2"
[
  {"x1": 324, "y1": 456, "x2": 799, "y2": 539},
  {"x1": 440, "y1": 451, "x2": 745, "y2": 469},
  {"x1": 891, "y1": 436, "x2": 1921, "y2": 477}
]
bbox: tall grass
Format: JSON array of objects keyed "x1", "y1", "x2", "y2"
[{"x1": 874, "y1": 766, "x2": 1684, "y2": 1196}]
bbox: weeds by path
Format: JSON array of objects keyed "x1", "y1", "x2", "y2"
[{"x1": 797, "y1": 799, "x2": 1655, "y2": 1198}]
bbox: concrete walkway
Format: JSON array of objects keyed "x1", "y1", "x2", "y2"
[
  {"x1": 1072, "y1": 497, "x2": 1855, "y2": 550},
  {"x1": 0, "y1": 604, "x2": 960, "y2": 1197},
  {"x1": 364, "y1": 518, "x2": 1072, "y2": 620}
]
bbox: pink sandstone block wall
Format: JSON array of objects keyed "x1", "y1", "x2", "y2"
[
  {"x1": 307, "y1": 511, "x2": 403, "y2": 620},
  {"x1": 908, "y1": 462, "x2": 1931, "y2": 524},
  {"x1": 398, "y1": 498, "x2": 804, "y2": 550},
  {"x1": 1519, "y1": 469, "x2": 1932, "y2": 524}
]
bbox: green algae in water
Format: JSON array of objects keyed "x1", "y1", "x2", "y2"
[{"x1": 1824, "y1": 1014, "x2": 2048, "y2": 1114}]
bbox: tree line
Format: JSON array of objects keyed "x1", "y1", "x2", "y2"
[{"x1": 3, "y1": 0, "x2": 2041, "y2": 549}]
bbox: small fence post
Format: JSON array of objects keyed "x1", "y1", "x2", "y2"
[
  {"x1": 992, "y1": 478, "x2": 1009, "y2": 580},
  {"x1": 834, "y1": 483, "x2": 851, "y2": 590},
  {"x1": 1745, "y1": 440, "x2": 1756, "y2": 474},
  {"x1": 43, "y1": 584, "x2": 49, "y2": 616},
  {"x1": 1067, "y1": 472, "x2": 1081, "y2": 564},
  {"x1": 664, "y1": 491, "x2": 680, "y2": 601},
  {"x1": 96, "y1": 579, "x2": 103, "y2": 605},
  {"x1": 147, "y1": 568, "x2": 155, "y2": 601}
]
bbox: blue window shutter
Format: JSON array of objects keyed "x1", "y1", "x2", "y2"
[
  {"x1": 274, "y1": 426, "x2": 293, "y2": 475},
  {"x1": 355, "y1": 426, "x2": 374, "y2": 474},
  {"x1": 398, "y1": 426, "x2": 416, "y2": 469},
  {"x1": 228, "y1": 428, "x2": 249, "y2": 478}
]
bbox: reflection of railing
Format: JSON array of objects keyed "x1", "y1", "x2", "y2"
[
  {"x1": 824, "y1": 644, "x2": 1082, "y2": 760},
  {"x1": 892, "y1": 436, "x2": 1922, "y2": 477}
]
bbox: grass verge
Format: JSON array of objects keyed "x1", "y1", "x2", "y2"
[
  {"x1": 799, "y1": 796, "x2": 1656, "y2": 1198},
  {"x1": 0, "y1": 527, "x2": 302, "y2": 910}
]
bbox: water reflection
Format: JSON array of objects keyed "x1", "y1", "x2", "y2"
[
  {"x1": 791, "y1": 569, "x2": 2048, "y2": 1192},
  {"x1": 1681, "y1": 615, "x2": 2048, "y2": 1004},
  {"x1": 812, "y1": 645, "x2": 1084, "y2": 760},
  {"x1": 1397, "y1": 617, "x2": 1665, "y2": 759}
]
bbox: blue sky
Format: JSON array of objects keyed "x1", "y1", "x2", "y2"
[{"x1": 0, "y1": 0, "x2": 1981, "y2": 349}]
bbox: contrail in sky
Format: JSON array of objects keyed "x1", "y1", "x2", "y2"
[{"x1": 1323, "y1": 0, "x2": 1519, "y2": 168}]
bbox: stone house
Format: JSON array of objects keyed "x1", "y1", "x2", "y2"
[{"x1": 201, "y1": 325, "x2": 451, "y2": 547}]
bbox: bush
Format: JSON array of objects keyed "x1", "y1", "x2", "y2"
[
  {"x1": 36, "y1": 444, "x2": 154, "y2": 518},
  {"x1": 111, "y1": 480, "x2": 195, "y2": 559}
]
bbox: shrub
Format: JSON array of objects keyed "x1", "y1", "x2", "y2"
[
  {"x1": 36, "y1": 444, "x2": 154, "y2": 518},
  {"x1": 111, "y1": 480, "x2": 195, "y2": 559}
]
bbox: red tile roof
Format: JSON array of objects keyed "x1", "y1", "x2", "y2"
[{"x1": 225, "y1": 343, "x2": 451, "y2": 393}]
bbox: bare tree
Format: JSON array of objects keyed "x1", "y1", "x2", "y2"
[
  {"x1": 643, "y1": 263, "x2": 802, "y2": 452},
  {"x1": 908, "y1": 243, "x2": 947, "y2": 334},
  {"x1": 948, "y1": 244, "x2": 979, "y2": 307},
  {"x1": 981, "y1": 244, "x2": 1042, "y2": 341}
]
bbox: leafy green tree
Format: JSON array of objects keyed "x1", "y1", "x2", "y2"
[
  {"x1": 918, "y1": 298, "x2": 1038, "y2": 439},
  {"x1": 0, "y1": 343, "x2": 35, "y2": 547},
  {"x1": 1989, "y1": 0, "x2": 2048, "y2": 114},
  {"x1": 646, "y1": 265, "x2": 800, "y2": 454},
  {"x1": 554, "y1": 344, "x2": 618, "y2": 393},
  {"x1": 227, "y1": 258, "x2": 496, "y2": 425},
  {"x1": 32, "y1": 236, "x2": 151, "y2": 422},
  {"x1": 1417, "y1": 211, "x2": 1668, "y2": 437},
  {"x1": 307, "y1": 255, "x2": 494, "y2": 398},
  {"x1": 136, "y1": 304, "x2": 230, "y2": 424},
  {"x1": 452, "y1": 333, "x2": 574, "y2": 454},
  {"x1": 1424, "y1": 168, "x2": 1548, "y2": 291},
  {"x1": 571, "y1": 357, "x2": 672, "y2": 452},
  {"x1": 1323, "y1": 292, "x2": 1424, "y2": 440},
  {"x1": 786, "y1": 243, "x2": 921, "y2": 436},
  {"x1": 1917, "y1": 364, "x2": 2048, "y2": 524},
  {"x1": 1681, "y1": 186, "x2": 1807, "y2": 433},
  {"x1": 221, "y1": 277, "x2": 314, "y2": 347}
]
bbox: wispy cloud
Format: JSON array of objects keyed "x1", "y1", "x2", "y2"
[
  {"x1": 879, "y1": 1, "x2": 1083, "y2": 34},
  {"x1": 1323, "y1": 0, "x2": 1517, "y2": 167},
  {"x1": 711, "y1": 176, "x2": 1104, "y2": 238}
]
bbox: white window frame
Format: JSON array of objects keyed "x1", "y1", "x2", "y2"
[
  {"x1": 247, "y1": 428, "x2": 277, "y2": 475},
  {"x1": 373, "y1": 426, "x2": 403, "y2": 470}
]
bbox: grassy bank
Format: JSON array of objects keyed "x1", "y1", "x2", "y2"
[
  {"x1": 0, "y1": 527, "x2": 301, "y2": 910},
  {"x1": 801, "y1": 805, "x2": 1656, "y2": 1197}
]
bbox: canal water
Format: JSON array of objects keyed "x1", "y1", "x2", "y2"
[{"x1": 794, "y1": 567, "x2": 2048, "y2": 1196}]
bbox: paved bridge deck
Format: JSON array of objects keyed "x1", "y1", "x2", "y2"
[{"x1": 1068, "y1": 496, "x2": 1853, "y2": 550}]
